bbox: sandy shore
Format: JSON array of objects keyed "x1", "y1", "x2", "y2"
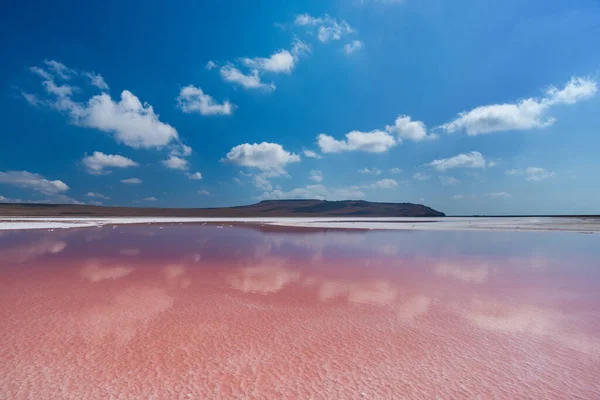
[{"x1": 0, "y1": 216, "x2": 599, "y2": 232}]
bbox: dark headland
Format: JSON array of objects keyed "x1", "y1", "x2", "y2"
[{"x1": 0, "y1": 199, "x2": 445, "y2": 218}]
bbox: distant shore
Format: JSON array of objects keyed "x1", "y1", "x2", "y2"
[{"x1": 1, "y1": 216, "x2": 598, "y2": 233}]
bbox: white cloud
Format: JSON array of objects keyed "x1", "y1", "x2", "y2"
[
  {"x1": 358, "y1": 167, "x2": 382, "y2": 175},
  {"x1": 87, "y1": 200, "x2": 103, "y2": 206},
  {"x1": 187, "y1": 172, "x2": 203, "y2": 180},
  {"x1": 413, "y1": 172, "x2": 431, "y2": 181},
  {"x1": 386, "y1": 115, "x2": 435, "y2": 142},
  {"x1": 344, "y1": 40, "x2": 363, "y2": 55},
  {"x1": 82, "y1": 151, "x2": 138, "y2": 174},
  {"x1": 121, "y1": 178, "x2": 142, "y2": 184},
  {"x1": 253, "y1": 175, "x2": 273, "y2": 191},
  {"x1": 39, "y1": 79, "x2": 75, "y2": 102},
  {"x1": 219, "y1": 65, "x2": 275, "y2": 91},
  {"x1": 294, "y1": 14, "x2": 355, "y2": 43},
  {"x1": 0, "y1": 195, "x2": 7, "y2": 202},
  {"x1": 358, "y1": 0, "x2": 405, "y2": 4},
  {"x1": 223, "y1": 142, "x2": 301, "y2": 174},
  {"x1": 545, "y1": 76, "x2": 598, "y2": 105},
  {"x1": 389, "y1": 168, "x2": 403, "y2": 174},
  {"x1": 243, "y1": 50, "x2": 296, "y2": 74},
  {"x1": 506, "y1": 167, "x2": 555, "y2": 181},
  {"x1": 451, "y1": 194, "x2": 463, "y2": 200},
  {"x1": 198, "y1": 189, "x2": 210, "y2": 195},
  {"x1": 291, "y1": 38, "x2": 311, "y2": 58},
  {"x1": 309, "y1": 170, "x2": 323, "y2": 182},
  {"x1": 367, "y1": 178, "x2": 398, "y2": 189},
  {"x1": 84, "y1": 72, "x2": 109, "y2": 90},
  {"x1": 75, "y1": 91, "x2": 179, "y2": 148},
  {"x1": 427, "y1": 151, "x2": 486, "y2": 171},
  {"x1": 485, "y1": 192, "x2": 511, "y2": 198},
  {"x1": 85, "y1": 192, "x2": 110, "y2": 200},
  {"x1": 442, "y1": 76, "x2": 597, "y2": 135},
  {"x1": 162, "y1": 155, "x2": 189, "y2": 170},
  {"x1": 43, "y1": 59, "x2": 74, "y2": 79},
  {"x1": 262, "y1": 184, "x2": 365, "y2": 200},
  {"x1": 177, "y1": 85, "x2": 234, "y2": 116},
  {"x1": 206, "y1": 60, "x2": 217, "y2": 70},
  {"x1": 0, "y1": 171, "x2": 69, "y2": 195},
  {"x1": 303, "y1": 149, "x2": 321, "y2": 159},
  {"x1": 143, "y1": 197, "x2": 157, "y2": 201},
  {"x1": 294, "y1": 14, "x2": 323, "y2": 26},
  {"x1": 439, "y1": 176, "x2": 460, "y2": 186},
  {"x1": 317, "y1": 130, "x2": 396, "y2": 153},
  {"x1": 170, "y1": 144, "x2": 192, "y2": 157},
  {"x1": 29, "y1": 66, "x2": 53, "y2": 81},
  {"x1": 27, "y1": 62, "x2": 180, "y2": 149}
]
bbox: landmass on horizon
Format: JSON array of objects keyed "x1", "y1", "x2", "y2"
[{"x1": 0, "y1": 199, "x2": 445, "y2": 218}]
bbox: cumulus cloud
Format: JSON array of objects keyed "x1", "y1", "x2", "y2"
[
  {"x1": 198, "y1": 189, "x2": 210, "y2": 195},
  {"x1": 442, "y1": 77, "x2": 597, "y2": 135},
  {"x1": 294, "y1": 14, "x2": 355, "y2": 43},
  {"x1": 243, "y1": 50, "x2": 296, "y2": 74},
  {"x1": 219, "y1": 65, "x2": 275, "y2": 91},
  {"x1": 344, "y1": 40, "x2": 363, "y2": 55},
  {"x1": 413, "y1": 172, "x2": 431, "y2": 181},
  {"x1": 506, "y1": 167, "x2": 555, "y2": 181},
  {"x1": 82, "y1": 151, "x2": 138, "y2": 174},
  {"x1": 358, "y1": 0, "x2": 405, "y2": 4},
  {"x1": 358, "y1": 167, "x2": 382, "y2": 175},
  {"x1": 84, "y1": 72, "x2": 109, "y2": 90},
  {"x1": 0, "y1": 171, "x2": 69, "y2": 195},
  {"x1": 309, "y1": 170, "x2": 323, "y2": 182},
  {"x1": 85, "y1": 192, "x2": 110, "y2": 200},
  {"x1": 385, "y1": 115, "x2": 436, "y2": 142},
  {"x1": 216, "y1": 39, "x2": 308, "y2": 92},
  {"x1": 367, "y1": 178, "x2": 398, "y2": 189},
  {"x1": 253, "y1": 175, "x2": 273, "y2": 191},
  {"x1": 223, "y1": 142, "x2": 301, "y2": 174},
  {"x1": 43, "y1": 59, "x2": 74, "y2": 79},
  {"x1": 439, "y1": 176, "x2": 460, "y2": 186},
  {"x1": 485, "y1": 192, "x2": 511, "y2": 198},
  {"x1": 389, "y1": 168, "x2": 403, "y2": 174},
  {"x1": 262, "y1": 184, "x2": 365, "y2": 200},
  {"x1": 427, "y1": 151, "x2": 486, "y2": 171},
  {"x1": 316, "y1": 114, "x2": 432, "y2": 154},
  {"x1": 451, "y1": 194, "x2": 463, "y2": 200},
  {"x1": 121, "y1": 178, "x2": 142, "y2": 184},
  {"x1": 187, "y1": 172, "x2": 203, "y2": 180},
  {"x1": 303, "y1": 149, "x2": 321, "y2": 159},
  {"x1": 162, "y1": 155, "x2": 189, "y2": 170},
  {"x1": 26, "y1": 61, "x2": 180, "y2": 149},
  {"x1": 177, "y1": 85, "x2": 234, "y2": 116},
  {"x1": 143, "y1": 197, "x2": 157, "y2": 201},
  {"x1": 318, "y1": 130, "x2": 396, "y2": 153},
  {"x1": 75, "y1": 91, "x2": 179, "y2": 148},
  {"x1": 206, "y1": 60, "x2": 217, "y2": 70}
]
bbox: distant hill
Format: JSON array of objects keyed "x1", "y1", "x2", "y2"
[{"x1": 0, "y1": 199, "x2": 445, "y2": 217}]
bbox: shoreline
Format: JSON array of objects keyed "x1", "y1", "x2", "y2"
[{"x1": 0, "y1": 216, "x2": 599, "y2": 233}]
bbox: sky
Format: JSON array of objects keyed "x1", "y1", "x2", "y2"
[{"x1": 1, "y1": 0, "x2": 599, "y2": 215}]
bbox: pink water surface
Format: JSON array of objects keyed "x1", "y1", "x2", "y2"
[{"x1": 1, "y1": 224, "x2": 599, "y2": 399}]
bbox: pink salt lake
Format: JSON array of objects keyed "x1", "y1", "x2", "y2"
[{"x1": 1, "y1": 224, "x2": 599, "y2": 399}]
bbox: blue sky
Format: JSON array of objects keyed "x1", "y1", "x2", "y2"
[{"x1": 1, "y1": 0, "x2": 599, "y2": 215}]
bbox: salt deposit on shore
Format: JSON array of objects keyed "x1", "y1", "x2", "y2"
[{"x1": 0, "y1": 216, "x2": 598, "y2": 233}]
